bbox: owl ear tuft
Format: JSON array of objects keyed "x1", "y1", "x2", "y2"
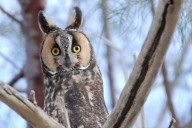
[
  {"x1": 66, "y1": 7, "x2": 83, "y2": 30},
  {"x1": 38, "y1": 11, "x2": 55, "y2": 34}
]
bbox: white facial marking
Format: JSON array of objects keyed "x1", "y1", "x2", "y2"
[
  {"x1": 79, "y1": 63, "x2": 90, "y2": 69},
  {"x1": 67, "y1": 36, "x2": 79, "y2": 66},
  {"x1": 55, "y1": 36, "x2": 61, "y2": 45},
  {"x1": 48, "y1": 70, "x2": 57, "y2": 75}
]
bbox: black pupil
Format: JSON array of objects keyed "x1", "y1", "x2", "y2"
[
  {"x1": 53, "y1": 49, "x2": 58, "y2": 54},
  {"x1": 75, "y1": 47, "x2": 79, "y2": 51}
]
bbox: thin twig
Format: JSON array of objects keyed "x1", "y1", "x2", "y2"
[
  {"x1": 156, "y1": 30, "x2": 192, "y2": 128},
  {"x1": 155, "y1": 26, "x2": 192, "y2": 128},
  {"x1": 0, "y1": 5, "x2": 23, "y2": 25},
  {"x1": 162, "y1": 62, "x2": 180, "y2": 128},
  {"x1": 172, "y1": 32, "x2": 192, "y2": 86},
  {"x1": 100, "y1": 36, "x2": 128, "y2": 80},
  {"x1": 0, "y1": 52, "x2": 21, "y2": 69},
  {"x1": 86, "y1": 30, "x2": 129, "y2": 79},
  {"x1": 150, "y1": 0, "x2": 155, "y2": 16},
  {"x1": 101, "y1": 0, "x2": 116, "y2": 108},
  {"x1": 168, "y1": 117, "x2": 176, "y2": 128},
  {"x1": 8, "y1": 70, "x2": 24, "y2": 86}
]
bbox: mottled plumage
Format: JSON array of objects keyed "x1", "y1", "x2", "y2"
[{"x1": 38, "y1": 7, "x2": 108, "y2": 128}]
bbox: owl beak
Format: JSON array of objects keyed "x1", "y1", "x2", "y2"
[{"x1": 64, "y1": 54, "x2": 71, "y2": 68}]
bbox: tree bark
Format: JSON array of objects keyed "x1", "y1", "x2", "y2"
[
  {"x1": 0, "y1": 81, "x2": 63, "y2": 128},
  {"x1": 19, "y1": 0, "x2": 45, "y2": 108},
  {"x1": 102, "y1": 0, "x2": 183, "y2": 128}
]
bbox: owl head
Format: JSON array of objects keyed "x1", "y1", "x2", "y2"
[{"x1": 38, "y1": 7, "x2": 94, "y2": 75}]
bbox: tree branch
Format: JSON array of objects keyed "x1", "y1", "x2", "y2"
[
  {"x1": 8, "y1": 70, "x2": 24, "y2": 86},
  {"x1": 0, "y1": 81, "x2": 64, "y2": 128},
  {"x1": 100, "y1": 35, "x2": 128, "y2": 80},
  {"x1": 141, "y1": 107, "x2": 146, "y2": 128},
  {"x1": 162, "y1": 62, "x2": 180, "y2": 128},
  {"x1": 0, "y1": 5, "x2": 23, "y2": 25},
  {"x1": 0, "y1": 52, "x2": 21, "y2": 69},
  {"x1": 150, "y1": 0, "x2": 156, "y2": 16},
  {"x1": 168, "y1": 118, "x2": 176, "y2": 128},
  {"x1": 172, "y1": 31, "x2": 192, "y2": 86},
  {"x1": 101, "y1": 0, "x2": 116, "y2": 108},
  {"x1": 102, "y1": 0, "x2": 183, "y2": 128}
]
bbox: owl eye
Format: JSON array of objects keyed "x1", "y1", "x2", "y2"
[
  {"x1": 72, "y1": 45, "x2": 81, "y2": 53},
  {"x1": 51, "y1": 47, "x2": 61, "y2": 56}
]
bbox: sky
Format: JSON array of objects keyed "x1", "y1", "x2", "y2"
[{"x1": 0, "y1": 0, "x2": 192, "y2": 128}]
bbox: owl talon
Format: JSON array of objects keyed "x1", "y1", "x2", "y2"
[{"x1": 28, "y1": 90, "x2": 37, "y2": 106}]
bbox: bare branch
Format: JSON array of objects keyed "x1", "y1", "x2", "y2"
[
  {"x1": 156, "y1": 29, "x2": 192, "y2": 128},
  {"x1": 168, "y1": 118, "x2": 176, "y2": 128},
  {"x1": 0, "y1": 52, "x2": 21, "y2": 69},
  {"x1": 0, "y1": 5, "x2": 23, "y2": 25},
  {"x1": 162, "y1": 62, "x2": 180, "y2": 128},
  {"x1": 141, "y1": 107, "x2": 146, "y2": 128},
  {"x1": 151, "y1": 0, "x2": 156, "y2": 16},
  {"x1": 0, "y1": 81, "x2": 64, "y2": 128},
  {"x1": 8, "y1": 70, "x2": 24, "y2": 86},
  {"x1": 102, "y1": 0, "x2": 183, "y2": 128},
  {"x1": 100, "y1": 36, "x2": 128, "y2": 80},
  {"x1": 172, "y1": 32, "x2": 192, "y2": 86},
  {"x1": 155, "y1": 34, "x2": 191, "y2": 127},
  {"x1": 101, "y1": 0, "x2": 116, "y2": 108}
]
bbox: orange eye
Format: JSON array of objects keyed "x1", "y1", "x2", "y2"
[
  {"x1": 72, "y1": 45, "x2": 81, "y2": 53},
  {"x1": 51, "y1": 47, "x2": 60, "y2": 56}
]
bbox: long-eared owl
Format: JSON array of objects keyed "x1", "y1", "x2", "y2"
[{"x1": 38, "y1": 7, "x2": 108, "y2": 128}]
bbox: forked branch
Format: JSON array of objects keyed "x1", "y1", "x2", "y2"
[
  {"x1": 0, "y1": 5, "x2": 23, "y2": 25},
  {"x1": 102, "y1": 0, "x2": 183, "y2": 128},
  {"x1": 0, "y1": 81, "x2": 64, "y2": 128}
]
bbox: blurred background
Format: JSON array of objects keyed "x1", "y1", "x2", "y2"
[{"x1": 0, "y1": 0, "x2": 192, "y2": 128}]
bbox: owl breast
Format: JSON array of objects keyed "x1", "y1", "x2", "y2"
[{"x1": 44, "y1": 64, "x2": 108, "y2": 128}]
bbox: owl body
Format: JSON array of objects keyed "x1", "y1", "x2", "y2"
[
  {"x1": 38, "y1": 7, "x2": 108, "y2": 128},
  {"x1": 43, "y1": 61, "x2": 107, "y2": 127}
]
